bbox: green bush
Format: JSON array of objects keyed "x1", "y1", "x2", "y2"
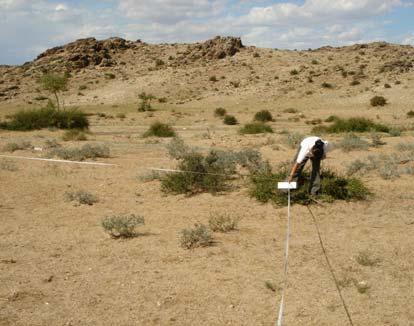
[
  {"x1": 214, "y1": 107, "x2": 226, "y2": 117},
  {"x1": 0, "y1": 107, "x2": 89, "y2": 131},
  {"x1": 161, "y1": 151, "x2": 231, "y2": 194},
  {"x1": 249, "y1": 166, "x2": 371, "y2": 205},
  {"x1": 180, "y1": 224, "x2": 214, "y2": 249},
  {"x1": 102, "y1": 214, "x2": 145, "y2": 238},
  {"x1": 254, "y1": 110, "x2": 273, "y2": 122},
  {"x1": 223, "y1": 115, "x2": 238, "y2": 125},
  {"x1": 312, "y1": 117, "x2": 389, "y2": 134},
  {"x1": 62, "y1": 129, "x2": 87, "y2": 141},
  {"x1": 64, "y1": 190, "x2": 98, "y2": 205},
  {"x1": 239, "y1": 122, "x2": 273, "y2": 134},
  {"x1": 166, "y1": 137, "x2": 191, "y2": 160},
  {"x1": 370, "y1": 96, "x2": 387, "y2": 107},
  {"x1": 48, "y1": 144, "x2": 110, "y2": 161},
  {"x1": 143, "y1": 122, "x2": 176, "y2": 137},
  {"x1": 208, "y1": 212, "x2": 239, "y2": 232}
]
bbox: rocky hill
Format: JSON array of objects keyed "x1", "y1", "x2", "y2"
[{"x1": 0, "y1": 36, "x2": 413, "y2": 108}]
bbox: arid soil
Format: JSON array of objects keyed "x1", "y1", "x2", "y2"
[{"x1": 1, "y1": 37, "x2": 414, "y2": 326}]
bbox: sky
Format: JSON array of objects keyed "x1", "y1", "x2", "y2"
[{"x1": 1, "y1": 0, "x2": 414, "y2": 65}]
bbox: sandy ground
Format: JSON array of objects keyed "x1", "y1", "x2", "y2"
[{"x1": 1, "y1": 100, "x2": 414, "y2": 326}]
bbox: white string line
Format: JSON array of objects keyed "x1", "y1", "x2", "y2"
[
  {"x1": 277, "y1": 188, "x2": 291, "y2": 326},
  {"x1": 0, "y1": 155, "x2": 117, "y2": 166}
]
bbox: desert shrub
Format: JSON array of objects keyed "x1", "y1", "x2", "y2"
[
  {"x1": 78, "y1": 85, "x2": 87, "y2": 91},
  {"x1": 290, "y1": 69, "x2": 299, "y2": 75},
  {"x1": 249, "y1": 166, "x2": 370, "y2": 205},
  {"x1": 209, "y1": 75, "x2": 218, "y2": 82},
  {"x1": 48, "y1": 143, "x2": 110, "y2": 161},
  {"x1": 388, "y1": 128, "x2": 401, "y2": 137},
  {"x1": 161, "y1": 151, "x2": 231, "y2": 194},
  {"x1": 311, "y1": 59, "x2": 318, "y2": 65},
  {"x1": 239, "y1": 122, "x2": 273, "y2": 134},
  {"x1": 350, "y1": 80, "x2": 360, "y2": 86},
  {"x1": 2, "y1": 141, "x2": 32, "y2": 152},
  {"x1": 40, "y1": 73, "x2": 68, "y2": 110},
  {"x1": 138, "y1": 92, "x2": 155, "y2": 112},
  {"x1": 370, "y1": 96, "x2": 387, "y2": 107},
  {"x1": 283, "y1": 108, "x2": 298, "y2": 114},
  {"x1": 0, "y1": 107, "x2": 89, "y2": 131},
  {"x1": 166, "y1": 137, "x2": 191, "y2": 159},
  {"x1": 34, "y1": 95, "x2": 48, "y2": 101},
  {"x1": 370, "y1": 133, "x2": 385, "y2": 147},
  {"x1": 214, "y1": 107, "x2": 226, "y2": 117},
  {"x1": 312, "y1": 117, "x2": 389, "y2": 134},
  {"x1": 116, "y1": 113, "x2": 126, "y2": 119},
  {"x1": 285, "y1": 132, "x2": 304, "y2": 149},
  {"x1": 102, "y1": 214, "x2": 145, "y2": 238},
  {"x1": 356, "y1": 251, "x2": 381, "y2": 266},
  {"x1": 155, "y1": 59, "x2": 164, "y2": 66},
  {"x1": 321, "y1": 82, "x2": 333, "y2": 89},
  {"x1": 64, "y1": 190, "x2": 98, "y2": 205},
  {"x1": 104, "y1": 73, "x2": 116, "y2": 79},
  {"x1": 254, "y1": 110, "x2": 273, "y2": 122},
  {"x1": 384, "y1": 83, "x2": 391, "y2": 88},
  {"x1": 208, "y1": 212, "x2": 239, "y2": 232},
  {"x1": 62, "y1": 129, "x2": 87, "y2": 141},
  {"x1": 158, "y1": 97, "x2": 167, "y2": 103},
  {"x1": 223, "y1": 115, "x2": 238, "y2": 125},
  {"x1": 229, "y1": 80, "x2": 240, "y2": 88},
  {"x1": 338, "y1": 133, "x2": 369, "y2": 152},
  {"x1": 406, "y1": 110, "x2": 414, "y2": 118},
  {"x1": 325, "y1": 115, "x2": 339, "y2": 123},
  {"x1": 180, "y1": 224, "x2": 213, "y2": 249},
  {"x1": 138, "y1": 170, "x2": 161, "y2": 182},
  {"x1": 143, "y1": 122, "x2": 176, "y2": 137}
]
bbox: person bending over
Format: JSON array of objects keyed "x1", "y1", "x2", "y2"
[{"x1": 288, "y1": 136, "x2": 331, "y2": 195}]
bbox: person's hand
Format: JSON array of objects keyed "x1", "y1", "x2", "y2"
[{"x1": 288, "y1": 175, "x2": 293, "y2": 183}]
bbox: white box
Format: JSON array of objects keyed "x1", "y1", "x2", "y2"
[{"x1": 277, "y1": 182, "x2": 297, "y2": 190}]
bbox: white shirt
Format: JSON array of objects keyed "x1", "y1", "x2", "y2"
[{"x1": 296, "y1": 136, "x2": 330, "y2": 163}]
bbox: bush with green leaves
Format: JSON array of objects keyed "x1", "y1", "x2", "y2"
[
  {"x1": 249, "y1": 165, "x2": 370, "y2": 205},
  {"x1": 180, "y1": 224, "x2": 214, "y2": 249},
  {"x1": 40, "y1": 73, "x2": 68, "y2": 110},
  {"x1": 254, "y1": 110, "x2": 273, "y2": 122},
  {"x1": 2, "y1": 141, "x2": 32, "y2": 152},
  {"x1": 370, "y1": 96, "x2": 387, "y2": 107},
  {"x1": 48, "y1": 143, "x2": 110, "y2": 161},
  {"x1": 62, "y1": 129, "x2": 87, "y2": 141},
  {"x1": 239, "y1": 122, "x2": 273, "y2": 134},
  {"x1": 208, "y1": 212, "x2": 239, "y2": 232},
  {"x1": 214, "y1": 107, "x2": 226, "y2": 117},
  {"x1": 166, "y1": 137, "x2": 191, "y2": 160},
  {"x1": 223, "y1": 115, "x2": 238, "y2": 125},
  {"x1": 338, "y1": 133, "x2": 369, "y2": 152},
  {"x1": 65, "y1": 190, "x2": 98, "y2": 205},
  {"x1": 143, "y1": 122, "x2": 176, "y2": 137},
  {"x1": 312, "y1": 117, "x2": 389, "y2": 134},
  {"x1": 0, "y1": 106, "x2": 89, "y2": 131},
  {"x1": 102, "y1": 214, "x2": 145, "y2": 238},
  {"x1": 138, "y1": 92, "x2": 155, "y2": 112}
]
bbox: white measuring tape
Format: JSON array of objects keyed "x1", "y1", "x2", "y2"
[
  {"x1": 276, "y1": 182, "x2": 296, "y2": 326},
  {"x1": 0, "y1": 154, "x2": 117, "y2": 166}
]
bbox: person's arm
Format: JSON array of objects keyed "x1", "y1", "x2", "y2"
[{"x1": 288, "y1": 162, "x2": 300, "y2": 183}]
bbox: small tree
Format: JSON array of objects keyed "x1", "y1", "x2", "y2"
[
  {"x1": 40, "y1": 73, "x2": 68, "y2": 110},
  {"x1": 138, "y1": 92, "x2": 156, "y2": 112}
]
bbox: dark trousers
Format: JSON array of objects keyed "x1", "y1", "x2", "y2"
[{"x1": 292, "y1": 150, "x2": 321, "y2": 195}]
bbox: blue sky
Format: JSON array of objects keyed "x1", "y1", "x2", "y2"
[{"x1": 1, "y1": 0, "x2": 414, "y2": 65}]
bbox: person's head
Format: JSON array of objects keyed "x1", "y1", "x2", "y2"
[{"x1": 311, "y1": 139, "x2": 325, "y2": 159}]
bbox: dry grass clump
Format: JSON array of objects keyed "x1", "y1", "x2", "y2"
[
  {"x1": 180, "y1": 224, "x2": 214, "y2": 249},
  {"x1": 64, "y1": 190, "x2": 98, "y2": 205},
  {"x1": 239, "y1": 122, "x2": 273, "y2": 134},
  {"x1": 254, "y1": 110, "x2": 273, "y2": 122},
  {"x1": 2, "y1": 141, "x2": 32, "y2": 152},
  {"x1": 356, "y1": 251, "x2": 381, "y2": 267},
  {"x1": 338, "y1": 133, "x2": 369, "y2": 152},
  {"x1": 214, "y1": 107, "x2": 226, "y2": 117},
  {"x1": 223, "y1": 115, "x2": 238, "y2": 125},
  {"x1": 285, "y1": 132, "x2": 304, "y2": 149},
  {"x1": 0, "y1": 160, "x2": 18, "y2": 171},
  {"x1": 62, "y1": 129, "x2": 88, "y2": 141},
  {"x1": 48, "y1": 143, "x2": 110, "y2": 161},
  {"x1": 208, "y1": 212, "x2": 240, "y2": 232},
  {"x1": 370, "y1": 95, "x2": 387, "y2": 107},
  {"x1": 102, "y1": 214, "x2": 145, "y2": 238}
]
